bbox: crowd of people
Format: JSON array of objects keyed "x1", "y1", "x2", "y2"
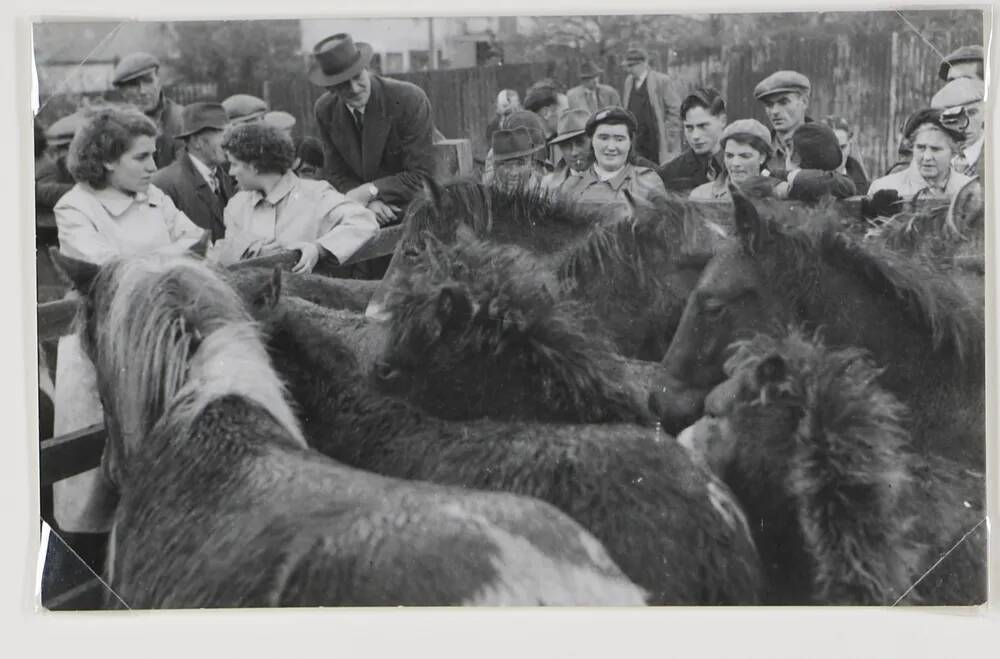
[{"x1": 482, "y1": 43, "x2": 984, "y2": 220}]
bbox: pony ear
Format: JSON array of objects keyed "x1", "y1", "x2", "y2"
[
  {"x1": 49, "y1": 248, "x2": 99, "y2": 292},
  {"x1": 730, "y1": 182, "x2": 766, "y2": 254},
  {"x1": 436, "y1": 285, "x2": 472, "y2": 334},
  {"x1": 754, "y1": 354, "x2": 787, "y2": 386},
  {"x1": 186, "y1": 231, "x2": 211, "y2": 258}
]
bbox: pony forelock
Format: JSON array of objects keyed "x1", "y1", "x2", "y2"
[{"x1": 93, "y1": 254, "x2": 303, "y2": 462}]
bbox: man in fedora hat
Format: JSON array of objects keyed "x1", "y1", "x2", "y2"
[
  {"x1": 621, "y1": 47, "x2": 682, "y2": 166},
  {"x1": 112, "y1": 51, "x2": 184, "y2": 168},
  {"x1": 488, "y1": 126, "x2": 546, "y2": 191},
  {"x1": 152, "y1": 102, "x2": 235, "y2": 241},
  {"x1": 311, "y1": 33, "x2": 435, "y2": 233},
  {"x1": 541, "y1": 108, "x2": 593, "y2": 192},
  {"x1": 567, "y1": 62, "x2": 622, "y2": 115}
]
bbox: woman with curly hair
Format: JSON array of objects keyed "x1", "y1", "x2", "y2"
[
  {"x1": 50, "y1": 105, "x2": 206, "y2": 555},
  {"x1": 216, "y1": 122, "x2": 378, "y2": 274}
]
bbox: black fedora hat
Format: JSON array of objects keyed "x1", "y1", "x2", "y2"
[
  {"x1": 308, "y1": 33, "x2": 374, "y2": 87},
  {"x1": 176, "y1": 102, "x2": 228, "y2": 138}
]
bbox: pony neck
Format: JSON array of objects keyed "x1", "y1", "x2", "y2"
[{"x1": 181, "y1": 322, "x2": 306, "y2": 448}]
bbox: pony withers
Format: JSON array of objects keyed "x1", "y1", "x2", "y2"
[
  {"x1": 49, "y1": 249, "x2": 646, "y2": 608},
  {"x1": 242, "y1": 268, "x2": 763, "y2": 605},
  {"x1": 655, "y1": 186, "x2": 985, "y2": 473},
  {"x1": 678, "y1": 330, "x2": 986, "y2": 605}
]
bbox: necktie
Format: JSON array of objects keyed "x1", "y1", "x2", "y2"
[{"x1": 353, "y1": 108, "x2": 364, "y2": 134}]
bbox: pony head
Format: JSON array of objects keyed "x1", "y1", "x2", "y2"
[
  {"x1": 374, "y1": 233, "x2": 652, "y2": 424},
  {"x1": 50, "y1": 249, "x2": 302, "y2": 484},
  {"x1": 679, "y1": 329, "x2": 920, "y2": 603}
]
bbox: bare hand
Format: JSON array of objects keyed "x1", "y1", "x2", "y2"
[
  {"x1": 288, "y1": 242, "x2": 321, "y2": 274},
  {"x1": 368, "y1": 200, "x2": 401, "y2": 226}
]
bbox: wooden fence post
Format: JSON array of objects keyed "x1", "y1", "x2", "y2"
[{"x1": 433, "y1": 138, "x2": 474, "y2": 178}]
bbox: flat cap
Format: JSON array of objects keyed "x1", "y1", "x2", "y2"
[
  {"x1": 222, "y1": 94, "x2": 269, "y2": 123},
  {"x1": 790, "y1": 123, "x2": 842, "y2": 171},
  {"x1": 263, "y1": 110, "x2": 297, "y2": 131},
  {"x1": 721, "y1": 119, "x2": 772, "y2": 152},
  {"x1": 938, "y1": 44, "x2": 984, "y2": 81},
  {"x1": 931, "y1": 77, "x2": 984, "y2": 109},
  {"x1": 585, "y1": 106, "x2": 638, "y2": 136},
  {"x1": 112, "y1": 52, "x2": 160, "y2": 86},
  {"x1": 624, "y1": 48, "x2": 648, "y2": 63},
  {"x1": 754, "y1": 70, "x2": 811, "y2": 100},
  {"x1": 45, "y1": 113, "x2": 84, "y2": 146}
]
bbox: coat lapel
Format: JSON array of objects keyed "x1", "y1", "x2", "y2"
[
  {"x1": 184, "y1": 155, "x2": 222, "y2": 221},
  {"x1": 361, "y1": 77, "x2": 391, "y2": 182},
  {"x1": 327, "y1": 102, "x2": 365, "y2": 181}
]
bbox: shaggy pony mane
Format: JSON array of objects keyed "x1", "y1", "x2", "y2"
[{"x1": 383, "y1": 233, "x2": 652, "y2": 424}]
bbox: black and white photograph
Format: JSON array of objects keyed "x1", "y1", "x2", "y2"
[{"x1": 28, "y1": 6, "x2": 990, "y2": 614}]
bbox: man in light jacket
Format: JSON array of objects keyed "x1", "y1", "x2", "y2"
[{"x1": 621, "y1": 47, "x2": 682, "y2": 165}]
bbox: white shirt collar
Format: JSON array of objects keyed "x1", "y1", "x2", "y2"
[
  {"x1": 964, "y1": 138, "x2": 984, "y2": 165},
  {"x1": 635, "y1": 71, "x2": 648, "y2": 86},
  {"x1": 188, "y1": 153, "x2": 216, "y2": 188}
]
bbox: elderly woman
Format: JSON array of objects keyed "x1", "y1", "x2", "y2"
[
  {"x1": 689, "y1": 119, "x2": 774, "y2": 201},
  {"x1": 51, "y1": 106, "x2": 207, "y2": 543},
  {"x1": 554, "y1": 107, "x2": 667, "y2": 220},
  {"x1": 868, "y1": 108, "x2": 973, "y2": 201},
  {"x1": 214, "y1": 121, "x2": 379, "y2": 273}
]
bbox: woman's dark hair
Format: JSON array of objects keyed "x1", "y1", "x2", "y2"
[
  {"x1": 66, "y1": 106, "x2": 158, "y2": 188},
  {"x1": 720, "y1": 133, "x2": 772, "y2": 159},
  {"x1": 222, "y1": 122, "x2": 295, "y2": 175},
  {"x1": 680, "y1": 87, "x2": 726, "y2": 120},
  {"x1": 295, "y1": 136, "x2": 325, "y2": 170}
]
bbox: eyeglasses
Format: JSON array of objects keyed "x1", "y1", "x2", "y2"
[{"x1": 940, "y1": 106, "x2": 970, "y2": 131}]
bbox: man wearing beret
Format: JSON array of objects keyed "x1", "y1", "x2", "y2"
[
  {"x1": 311, "y1": 34, "x2": 434, "y2": 228},
  {"x1": 938, "y1": 44, "x2": 984, "y2": 81},
  {"x1": 754, "y1": 70, "x2": 813, "y2": 179},
  {"x1": 621, "y1": 47, "x2": 682, "y2": 165},
  {"x1": 931, "y1": 77, "x2": 985, "y2": 177},
  {"x1": 567, "y1": 62, "x2": 622, "y2": 114},
  {"x1": 112, "y1": 52, "x2": 184, "y2": 168},
  {"x1": 152, "y1": 103, "x2": 236, "y2": 241}
]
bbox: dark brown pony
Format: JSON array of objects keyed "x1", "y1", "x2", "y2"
[
  {"x1": 249, "y1": 279, "x2": 764, "y2": 605},
  {"x1": 657, "y1": 189, "x2": 984, "y2": 472},
  {"x1": 50, "y1": 250, "x2": 646, "y2": 608},
  {"x1": 679, "y1": 330, "x2": 985, "y2": 605},
  {"x1": 374, "y1": 179, "x2": 729, "y2": 360}
]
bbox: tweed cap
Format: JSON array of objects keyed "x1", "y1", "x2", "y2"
[
  {"x1": 263, "y1": 110, "x2": 297, "y2": 131},
  {"x1": 45, "y1": 113, "x2": 84, "y2": 147},
  {"x1": 585, "y1": 106, "x2": 638, "y2": 136},
  {"x1": 222, "y1": 94, "x2": 269, "y2": 123},
  {"x1": 112, "y1": 52, "x2": 160, "y2": 86},
  {"x1": 720, "y1": 119, "x2": 772, "y2": 152},
  {"x1": 754, "y1": 70, "x2": 811, "y2": 100},
  {"x1": 550, "y1": 109, "x2": 591, "y2": 145},
  {"x1": 938, "y1": 44, "x2": 984, "y2": 80},
  {"x1": 790, "y1": 123, "x2": 842, "y2": 171},
  {"x1": 931, "y1": 77, "x2": 985, "y2": 109}
]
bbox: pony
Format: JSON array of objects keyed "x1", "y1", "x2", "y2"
[
  {"x1": 373, "y1": 179, "x2": 730, "y2": 360},
  {"x1": 678, "y1": 330, "x2": 986, "y2": 605},
  {"x1": 248, "y1": 275, "x2": 764, "y2": 605},
  {"x1": 49, "y1": 249, "x2": 647, "y2": 608},
  {"x1": 375, "y1": 232, "x2": 653, "y2": 424},
  {"x1": 224, "y1": 266, "x2": 378, "y2": 314},
  {"x1": 657, "y1": 188, "x2": 985, "y2": 472}
]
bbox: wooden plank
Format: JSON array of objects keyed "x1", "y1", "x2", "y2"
[
  {"x1": 342, "y1": 223, "x2": 404, "y2": 265},
  {"x1": 39, "y1": 423, "x2": 106, "y2": 486}
]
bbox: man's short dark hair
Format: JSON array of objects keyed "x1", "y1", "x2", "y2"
[
  {"x1": 523, "y1": 85, "x2": 561, "y2": 113},
  {"x1": 680, "y1": 88, "x2": 726, "y2": 120},
  {"x1": 221, "y1": 122, "x2": 295, "y2": 175}
]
